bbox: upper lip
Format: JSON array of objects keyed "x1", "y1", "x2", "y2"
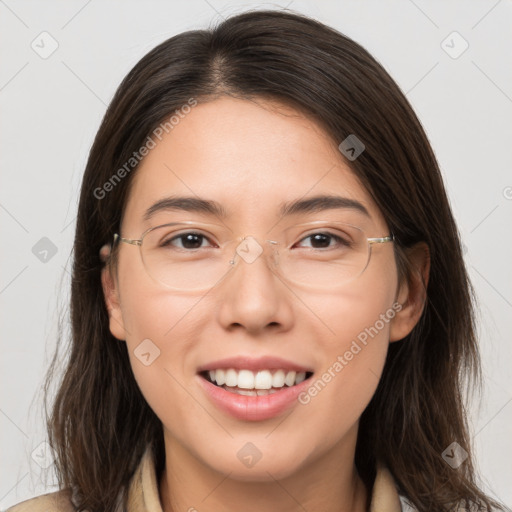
[{"x1": 197, "y1": 356, "x2": 314, "y2": 373}]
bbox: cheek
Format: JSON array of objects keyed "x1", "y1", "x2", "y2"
[
  {"x1": 119, "y1": 292, "x2": 208, "y2": 440},
  {"x1": 116, "y1": 246, "x2": 203, "y2": 343},
  {"x1": 306, "y1": 254, "x2": 398, "y2": 352},
  {"x1": 297, "y1": 263, "x2": 398, "y2": 426},
  {"x1": 116, "y1": 261, "x2": 204, "y2": 410}
]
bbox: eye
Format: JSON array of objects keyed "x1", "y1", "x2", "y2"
[
  {"x1": 295, "y1": 232, "x2": 352, "y2": 250},
  {"x1": 161, "y1": 232, "x2": 215, "y2": 250}
]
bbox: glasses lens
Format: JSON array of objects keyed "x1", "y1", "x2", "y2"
[
  {"x1": 138, "y1": 221, "x2": 371, "y2": 291},
  {"x1": 140, "y1": 224, "x2": 234, "y2": 291},
  {"x1": 276, "y1": 222, "x2": 370, "y2": 290}
]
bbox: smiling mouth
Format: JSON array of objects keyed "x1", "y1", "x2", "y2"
[{"x1": 199, "y1": 369, "x2": 314, "y2": 396}]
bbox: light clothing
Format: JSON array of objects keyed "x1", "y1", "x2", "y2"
[{"x1": 7, "y1": 446, "x2": 413, "y2": 511}]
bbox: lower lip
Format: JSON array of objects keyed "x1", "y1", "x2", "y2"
[{"x1": 196, "y1": 374, "x2": 313, "y2": 421}]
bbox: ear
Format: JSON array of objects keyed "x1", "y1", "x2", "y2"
[
  {"x1": 101, "y1": 264, "x2": 127, "y2": 341},
  {"x1": 389, "y1": 242, "x2": 430, "y2": 342}
]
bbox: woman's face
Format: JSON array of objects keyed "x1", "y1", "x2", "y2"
[{"x1": 103, "y1": 96, "x2": 412, "y2": 481}]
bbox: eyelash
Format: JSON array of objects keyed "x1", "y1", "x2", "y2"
[{"x1": 162, "y1": 231, "x2": 351, "y2": 250}]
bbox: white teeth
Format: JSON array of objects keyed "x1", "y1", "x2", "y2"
[
  {"x1": 225, "y1": 369, "x2": 238, "y2": 387},
  {"x1": 215, "y1": 369, "x2": 225, "y2": 386},
  {"x1": 237, "y1": 370, "x2": 255, "y2": 389},
  {"x1": 254, "y1": 370, "x2": 273, "y2": 389},
  {"x1": 295, "y1": 372, "x2": 306, "y2": 385},
  {"x1": 223, "y1": 386, "x2": 280, "y2": 396},
  {"x1": 206, "y1": 368, "x2": 310, "y2": 389},
  {"x1": 272, "y1": 370, "x2": 285, "y2": 388},
  {"x1": 284, "y1": 371, "x2": 296, "y2": 386},
  {"x1": 235, "y1": 388, "x2": 255, "y2": 396}
]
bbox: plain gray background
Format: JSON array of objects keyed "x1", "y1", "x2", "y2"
[{"x1": 1, "y1": 0, "x2": 511, "y2": 509}]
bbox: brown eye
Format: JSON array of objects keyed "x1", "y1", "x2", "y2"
[
  {"x1": 161, "y1": 232, "x2": 211, "y2": 250},
  {"x1": 296, "y1": 232, "x2": 351, "y2": 250}
]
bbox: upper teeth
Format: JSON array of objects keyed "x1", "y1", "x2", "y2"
[{"x1": 207, "y1": 369, "x2": 307, "y2": 389}]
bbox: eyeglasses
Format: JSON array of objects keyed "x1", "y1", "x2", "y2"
[{"x1": 113, "y1": 220, "x2": 394, "y2": 293}]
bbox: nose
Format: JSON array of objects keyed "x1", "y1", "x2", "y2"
[{"x1": 216, "y1": 237, "x2": 294, "y2": 334}]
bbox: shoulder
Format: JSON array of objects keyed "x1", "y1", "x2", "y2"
[{"x1": 5, "y1": 489, "x2": 75, "y2": 512}]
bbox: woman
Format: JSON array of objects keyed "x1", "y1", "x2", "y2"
[{"x1": 7, "y1": 9, "x2": 507, "y2": 512}]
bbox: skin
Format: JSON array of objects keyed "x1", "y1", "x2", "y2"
[{"x1": 102, "y1": 96, "x2": 429, "y2": 512}]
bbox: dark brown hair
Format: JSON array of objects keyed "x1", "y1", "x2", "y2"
[{"x1": 44, "y1": 9, "x2": 506, "y2": 512}]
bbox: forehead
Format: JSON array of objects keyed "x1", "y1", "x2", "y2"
[{"x1": 122, "y1": 97, "x2": 386, "y2": 231}]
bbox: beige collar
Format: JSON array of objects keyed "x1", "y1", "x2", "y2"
[{"x1": 127, "y1": 446, "x2": 403, "y2": 512}]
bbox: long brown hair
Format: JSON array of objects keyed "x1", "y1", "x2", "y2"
[{"x1": 44, "y1": 9, "x2": 506, "y2": 511}]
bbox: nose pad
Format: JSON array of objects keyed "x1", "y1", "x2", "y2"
[
  {"x1": 228, "y1": 237, "x2": 280, "y2": 271},
  {"x1": 267, "y1": 240, "x2": 280, "y2": 267}
]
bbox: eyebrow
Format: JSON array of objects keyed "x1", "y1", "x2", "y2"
[
  {"x1": 143, "y1": 194, "x2": 370, "y2": 222},
  {"x1": 279, "y1": 195, "x2": 369, "y2": 218}
]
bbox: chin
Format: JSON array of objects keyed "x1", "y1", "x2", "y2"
[{"x1": 203, "y1": 446, "x2": 309, "y2": 483}]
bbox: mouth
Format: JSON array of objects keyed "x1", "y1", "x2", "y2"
[
  {"x1": 196, "y1": 355, "x2": 316, "y2": 420},
  {"x1": 199, "y1": 368, "x2": 315, "y2": 396}
]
